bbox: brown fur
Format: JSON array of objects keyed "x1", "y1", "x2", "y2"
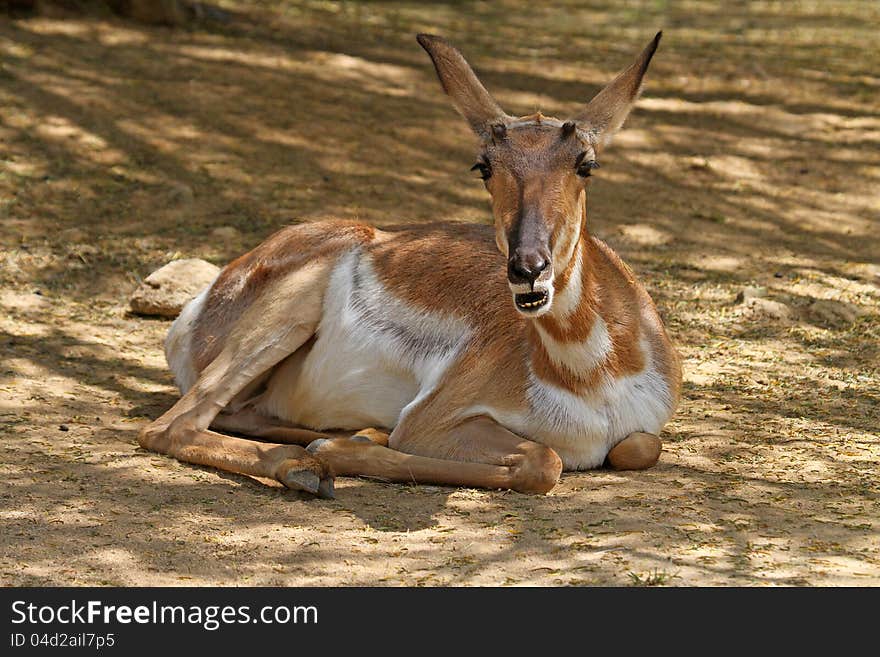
[
  {"x1": 193, "y1": 220, "x2": 374, "y2": 371},
  {"x1": 138, "y1": 33, "x2": 679, "y2": 497}
]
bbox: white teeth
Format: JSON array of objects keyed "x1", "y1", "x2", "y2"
[{"x1": 517, "y1": 296, "x2": 548, "y2": 309}]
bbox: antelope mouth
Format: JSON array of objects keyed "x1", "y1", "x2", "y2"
[{"x1": 514, "y1": 290, "x2": 549, "y2": 312}]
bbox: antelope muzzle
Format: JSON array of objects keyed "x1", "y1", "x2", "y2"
[{"x1": 508, "y1": 244, "x2": 554, "y2": 316}]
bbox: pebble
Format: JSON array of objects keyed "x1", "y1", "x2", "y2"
[
  {"x1": 211, "y1": 226, "x2": 241, "y2": 241},
  {"x1": 734, "y1": 286, "x2": 768, "y2": 304}
]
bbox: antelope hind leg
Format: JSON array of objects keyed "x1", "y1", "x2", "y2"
[
  {"x1": 140, "y1": 366, "x2": 336, "y2": 497},
  {"x1": 606, "y1": 432, "x2": 662, "y2": 470},
  {"x1": 139, "y1": 273, "x2": 336, "y2": 497},
  {"x1": 211, "y1": 409, "x2": 333, "y2": 446},
  {"x1": 210, "y1": 408, "x2": 391, "y2": 448},
  {"x1": 141, "y1": 424, "x2": 334, "y2": 497},
  {"x1": 350, "y1": 427, "x2": 390, "y2": 447}
]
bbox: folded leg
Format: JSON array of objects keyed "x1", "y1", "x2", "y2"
[
  {"x1": 308, "y1": 416, "x2": 562, "y2": 494},
  {"x1": 139, "y1": 266, "x2": 336, "y2": 496}
]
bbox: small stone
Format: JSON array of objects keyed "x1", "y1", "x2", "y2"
[
  {"x1": 734, "y1": 286, "x2": 768, "y2": 304},
  {"x1": 59, "y1": 425, "x2": 69, "y2": 432},
  {"x1": 618, "y1": 223, "x2": 671, "y2": 246},
  {"x1": 59, "y1": 227, "x2": 87, "y2": 243},
  {"x1": 807, "y1": 299, "x2": 862, "y2": 326},
  {"x1": 134, "y1": 237, "x2": 160, "y2": 251},
  {"x1": 1, "y1": 289, "x2": 48, "y2": 310},
  {"x1": 167, "y1": 183, "x2": 195, "y2": 206},
  {"x1": 841, "y1": 262, "x2": 880, "y2": 284},
  {"x1": 129, "y1": 258, "x2": 220, "y2": 318},
  {"x1": 743, "y1": 297, "x2": 791, "y2": 321},
  {"x1": 211, "y1": 226, "x2": 241, "y2": 241},
  {"x1": 69, "y1": 243, "x2": 99, "y2": 258}
]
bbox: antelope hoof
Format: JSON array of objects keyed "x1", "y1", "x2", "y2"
[
  {"x1": 281, "y1": 469, "x2": 320, "y2": 494},
  {"x1": 317, "y1": 478, "x2": 335, "y2": 499},
  {"x1": 276, "y1": 457, "x2": 334, "y2": 498},
  {"x1": 510, "y1": 445, "x2": 563, "y2": 494},
  {"x1": 607, "y1": 432, "x2": 661, "y2": 470},
  {"x1": 306, "y1": 438, "x2": 329, "y2": 454},
  {"x1": 350, "y1": 428, "x2": 389, "y2": 446}
]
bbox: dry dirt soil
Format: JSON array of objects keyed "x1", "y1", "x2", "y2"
[{"x1": 1, "y1": 1, "x2": 878, "y2": 586}]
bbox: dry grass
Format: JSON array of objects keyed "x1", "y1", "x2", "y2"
[{"x1": 1, "y1": 0, "x2": 878, "y2": 586}]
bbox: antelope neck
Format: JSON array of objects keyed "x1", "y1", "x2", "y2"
[{"x1": 527, "y1": 235, "x2": 609, "y2": 391}]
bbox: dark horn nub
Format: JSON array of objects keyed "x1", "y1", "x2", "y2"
[
  {"x1": 561, "y1": 121, "x2": 577, "y2": 138},
  {"x1": 491, "y1": 123, "x2": 508, "y2": 140}
]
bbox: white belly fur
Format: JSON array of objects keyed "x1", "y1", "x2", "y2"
[{"x1": 257, "y1": 249, "x2": 470, "y2": 430}]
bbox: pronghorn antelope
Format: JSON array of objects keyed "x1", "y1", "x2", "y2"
[{"x1": 139, "y1": 32, "x2": 681, "y2": 498}]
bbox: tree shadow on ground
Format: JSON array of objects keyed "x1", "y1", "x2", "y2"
[{"x1": 1, "y1": 1, "x2": 878, "y2": 585}]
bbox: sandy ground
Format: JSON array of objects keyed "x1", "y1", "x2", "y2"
[{"x1": 1, "y1": 1, "x2": 878, "y2": 586}]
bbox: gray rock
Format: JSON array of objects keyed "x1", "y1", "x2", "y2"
[{"x1": 130, "y1": 258, "x2": 219, "y2": 318}]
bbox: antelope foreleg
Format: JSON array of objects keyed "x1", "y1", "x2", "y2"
[
  {"x1": 307, "y1": 436, "x2": 518, "y2": 490},
  {"x1": 139, "y1": 305, "x2": 334, "y2": 495},
  {"x1": 308, "y1": 417, "x2": 562, "y2": 494}
]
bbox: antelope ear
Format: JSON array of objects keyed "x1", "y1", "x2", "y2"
[
  {"x1": 417, "y1": 34, "x2": 510, "y2": 139},
  {"x1": 572, "y1": 31, "x2": 662, "y2": 146}
]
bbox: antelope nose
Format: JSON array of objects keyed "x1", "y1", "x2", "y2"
[{"x1": 508, "y1": 249, "x2": 549, "y2": 286}]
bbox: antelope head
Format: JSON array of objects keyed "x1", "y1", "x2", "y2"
[{"x1": 418, "y1": 32, "x2": 662, "y2": 317}]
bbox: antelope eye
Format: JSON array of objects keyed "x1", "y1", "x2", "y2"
[
  {"x1": 575, "y1": 152, "x2": 600, "y2": 177},
  {"x1": 471, "y1": 160, "x2": 492, "y2": 180}
]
